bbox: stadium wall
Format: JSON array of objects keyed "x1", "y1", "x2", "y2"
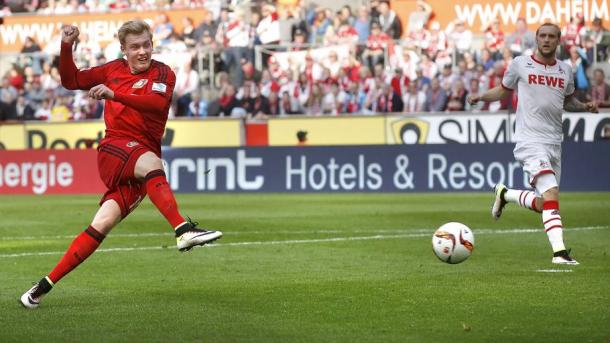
[
  {"x1": 1, "y1": 142, "x2": 609, "y2": 194},
  {"x1": 1, "y1": 113, "x2": 608, "y2": 149}
]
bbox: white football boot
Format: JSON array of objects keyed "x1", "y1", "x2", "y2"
[
  {"x1": 176, "y1": 219, "x2": 222, "y2": 252},
  {"x1": 491, "y1": 184, "x2": 508, "y2": 220},
  {"x1": 552, "y1": 250, "x2": 580, "y2": 265},
  {"x1": 19, "y1": 277, "x2": 53, "y2": 309}
]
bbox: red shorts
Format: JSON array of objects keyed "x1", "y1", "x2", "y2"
[{"x1": 97, "y1": 138, "x2": 149, "y2": 218}]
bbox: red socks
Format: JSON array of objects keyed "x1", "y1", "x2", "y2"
[
  {"x1": 48, "y1": 226, "x2": 105, "y2": 283},
  {"x1": 145, "y1": 170, "x2": 185, "y2": 229}
]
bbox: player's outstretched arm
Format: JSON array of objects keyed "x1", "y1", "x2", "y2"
[
  {"x1": 467, "y1": 86, "x2": 511, "y2": 105},
  {"x1": 563, "y1": 94, "x2": 599, "y2": 113},
  {"x1": 59, "y1": 25, "x2": 106, "y2": 90}
]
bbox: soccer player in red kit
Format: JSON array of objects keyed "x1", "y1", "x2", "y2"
[
  {"x1": 20, "y1": 20, "x2": 222, "y2": 309},
  {"x1": 468, "y1": 23, "x2": 597, "y2": 265}
]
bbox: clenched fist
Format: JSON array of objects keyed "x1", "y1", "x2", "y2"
[
  {"x1": 61, "y1": 25, "x2": 80, "y2": 44},
  {"x1": 88, "y1": 84, "x2": 114, "y2": 100}
]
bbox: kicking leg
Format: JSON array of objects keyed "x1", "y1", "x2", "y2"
[
  {"x1": 20, "y1": 200, "x2": 121, "y2": 309},
  {"x1": 134, "y1": 152, "x2": 222, "y2": 251},
  {"x1": 492, "y1": 184, "x2": 543, "y2": 220}
]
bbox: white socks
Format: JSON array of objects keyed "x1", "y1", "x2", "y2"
[
  {"x1": 504, "y1": 189, "x2": 540, "y2": 212},
  {"x1": 542, "y1": 200, "x2": 566, "y2": 252}
]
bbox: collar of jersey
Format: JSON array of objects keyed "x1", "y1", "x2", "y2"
[{"x1": 530, "y1": 54, "x2": 557, "y2": 67}]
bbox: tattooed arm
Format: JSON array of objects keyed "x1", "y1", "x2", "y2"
[{"x1": 564, "y1": 94, "x2": 598, "y2": 113}]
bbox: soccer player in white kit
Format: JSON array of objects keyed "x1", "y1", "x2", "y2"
[{"x1": 468, "y1": 23, "x2": 598, "y2": 265}]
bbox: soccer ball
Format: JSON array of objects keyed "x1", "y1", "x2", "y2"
[{"x1": 432, "y1": 222, "x2": 475, "y2": 264}]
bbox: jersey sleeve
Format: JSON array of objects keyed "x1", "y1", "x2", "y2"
[
  {"x1": 150, "y1": 64, "x2": 176, "y2": 99},
  {"x1": 59, "y1": 42, "x2": 109, "y2": 90},
  {"x1": 501, "y1": 58, "x2": 519, "y2": 90}
]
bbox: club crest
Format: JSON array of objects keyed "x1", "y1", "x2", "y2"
[{"x1": 132, "y1": 79, "x2": 148, "y2": 89}]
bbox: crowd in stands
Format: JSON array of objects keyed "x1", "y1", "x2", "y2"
[{"x1": 1, "y1": 0, "x2": 610, "y2": 122}]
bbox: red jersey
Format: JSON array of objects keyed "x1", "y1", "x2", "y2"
[{"x1": 59, "y1": 42, "x2": 176, "y2": 156}]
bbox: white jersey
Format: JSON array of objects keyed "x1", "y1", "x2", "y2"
[{"x1": 502, "y1": 55, "x2": 575, "y2": 144}]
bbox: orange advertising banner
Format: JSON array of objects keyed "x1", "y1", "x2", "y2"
[
  {"x1": 394, "y1": 0, "x2": 609, "y2": 33},
  {"x1": 0, "y1": 9, "x2": 207, "y2": 53}
]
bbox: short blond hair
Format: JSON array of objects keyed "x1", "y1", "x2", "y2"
[{"x1": 118, "y1": 20, "x2": 153, "y2": 45}]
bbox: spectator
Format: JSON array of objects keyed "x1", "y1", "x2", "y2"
[
  {"x1": 564, "y1": 46, "x2": 590, "y2": 101},
  {"x1": 353, "y1": 6, "x2": 370, "y2": 45},
  {"x1": 174, "y1": 60, "x2": 200, "y2": 116},
  {"x1": 424, "y1": 77, "x2": 447, "y2": 111},
  {"x1": 34, "y1": 99, "x2": 52, "y2": 120},
  {"x1": 561, "y1": 15, "x2": 585, "y2": 59},
  {"x1": 196, "y1": 29, "x2": 223, "y2": 84},
  {"x1": 446, "y1": 79, "x2": 467, "y2": 111},
  {"x1": 194, "y1": 9, "x2": 217, "y2": 42},
  {"x1": 376, "y1": 83, "x2": 403, "y2": 113},
  {"x1": 425, "y1": 21, "x2": 446, "y2": 58},
  {"x1": 50, "y1": 96, "x2": 71, "y2": 122},
  {"x1": 187, "y1": 91, "x2": 208, "y2": 117},
  {"x1": 465, "y1": 78, "x2": 485, "y2": 112},
  {"x1": 334, "y1": 21, "x2": 359, "y2": 46},
  {"x1": 153, "y1": 13, "x2": 174, "y2": 48},
  {"x1": 21, "y1": 36, "x2": 42, "y2": 53},
  {"x1": 588, "y1": 18, "x2": 609, "y2": 61},
  {"x1": 362, "y1": 22, "x2": 392, "y2": 74},
  {"x1": 248, "y1": 85, "x2": 272, "y2": 119},
  {"x1": 402, "y1": 82, "x2": 426, "y2": 112},
  {"x1": 446, "y1": 19, "x2": 473, "y2": 57},
  {"x1": 218, "y1": 9, "x2": 250, "y2": 86},
  {"x1": 590, "y1": 69, "x2": 610, "y2": 108},
  {"x1": 339, "y1": 5, "x2": 355, "y2": 26},
  {"x1": 179, "y1": 17, "x2": 197, "y2": 49},
  {"x1": 505, "y1": 17, "x2": 535, "y2": 56},
  {"x1": 25, "y1": 78, "x2": 46, "y2": 109},
  {"x1": 305, "y1": 83, "x2": 324, "y2": 115},
  {"x1": 413, "y1": 68, "x2": 431, "y2": 92},
  {"x1": 0, "y1": 77, "x2": 18, "y2": 120},
  {"x1": 257, "y1": 4, "x2": 280, "y2": 46},
  {"x1": 218, "y1": 84, "x2": 240, "y2": 117},
  {"x1": 479, "y1": 48, "x2": 495, "y2": 72},
  {"x1": 291, "y1": 28, "x2": 308, "y2": 51},
  {"x1": 484, "y1": 19, "x2": 505, "y2": 59},
  {"x1": 308, "y1": 7, "x2": 332, "y2": 44},
  {"x1": 407, "y1": 0, "x2": 432, "y2": 34},
  {"x1": 377, "y1": 0, "x2": 402, "y2": 39}
]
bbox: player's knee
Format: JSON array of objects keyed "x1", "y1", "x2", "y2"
[
  {"x1": 134, "y1": 152, "x2": 163, "y2": 179},
  {"x1": 542, "y1": 187, "x2": 559, "y2": 201},
  {"x1": 535, "y1": 173, "x2": 558, "y2": 197}
]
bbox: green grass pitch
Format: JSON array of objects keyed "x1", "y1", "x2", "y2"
[{"x1": 1, "y1": 193, "x2": 609, "y2": 342}]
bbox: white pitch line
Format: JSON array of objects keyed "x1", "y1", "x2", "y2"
[
  {"x1": 536, "y1": 269, "x2": 574, "y2": 273},
  {"x1": 1, "y1": 225, "x2": 607, "y2": 242},
  {"x1": 0, "y1": 226, "x2": 607, "y2": 259},
  {"x1": 0, "y1": 229, "x2": 434, "y2": 241}
]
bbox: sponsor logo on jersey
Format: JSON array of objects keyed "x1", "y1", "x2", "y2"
[
  {"x1": 126, "y1": 141, "x2": 139, "y2": 148},
  {"x1": 539, "y1": 160, "x2": 550, "y2": 168},
  {"x1": 152, "y1": 82, "x2": 167, "y2": 93},
  {"x1": 528, "y1": 74, "x2": 565, "y2": 88},
  {"x1": 132, "y1": 79, "x2": 148, "y2": 89}
]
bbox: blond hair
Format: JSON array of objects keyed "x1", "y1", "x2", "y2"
[{"x1": 118, "y1": 20, "x2": 153, "y2": 45}]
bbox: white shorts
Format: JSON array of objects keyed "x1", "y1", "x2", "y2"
[{"x1": 513, "y1": 142, "x2": 561, "y2": 194}]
